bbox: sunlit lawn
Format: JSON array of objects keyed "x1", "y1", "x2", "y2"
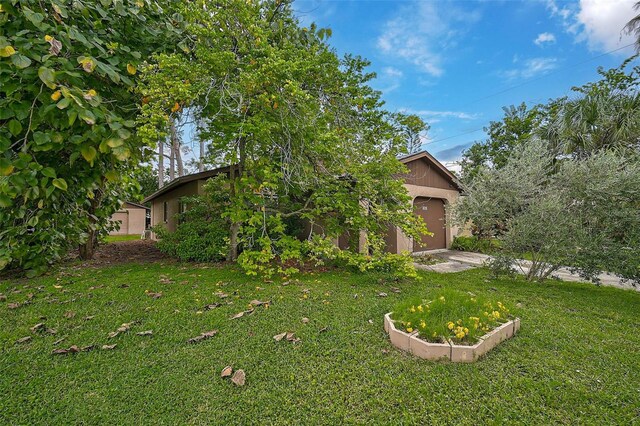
[{"x1": 1, "y1": 262, "x2": 639, "y2": 424}]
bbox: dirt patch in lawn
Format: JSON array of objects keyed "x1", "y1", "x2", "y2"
[{"x1": 79, "y1": 240, "x2": 171, "y2": 267}]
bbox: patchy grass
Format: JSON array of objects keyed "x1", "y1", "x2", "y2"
[
  {"x1": 1, "y1": 263, "x2": 639, "y2": 424},
  {"x1": 104, "y1": 234, "x2": 142, "y2": 243}
]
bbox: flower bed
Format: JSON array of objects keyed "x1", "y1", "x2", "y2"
[{"x1": 385, "y1": 289, "x2": 520, "y2": 362}]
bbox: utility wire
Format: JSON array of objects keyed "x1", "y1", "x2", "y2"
[{"x1": 422, "y1": 42, "x2": 637, "y2": 147}]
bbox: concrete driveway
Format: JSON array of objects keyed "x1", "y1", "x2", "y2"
[{"x1": 414, "y1": 250, "x2": 638, "y2": 292}]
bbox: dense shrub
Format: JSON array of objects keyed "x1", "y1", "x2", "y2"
[
  {"x1": 451, "y1": 236, "x2": 500, "y2": 254},
  {"x1": 154, "y1": 196, "x2": 228, "y2": 263}
]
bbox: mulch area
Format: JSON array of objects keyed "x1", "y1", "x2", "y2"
[{"x1": 79, "y1": 240, "x2": 171, "y2": 267}]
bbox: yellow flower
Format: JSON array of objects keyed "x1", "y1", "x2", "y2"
[
  {"x1": 432, "y1": 331, "x2": 437, "y2": 337},
  {"x1": 420, "y1": 320, "x2": 426, "y2": 329},
  {"x1": 409, "y1": 306, "x2": 416, "y2": 313},
  {"x1": 463, "y1": 327, "x2": 469, "y2": 333},
  {"x1": 493, "y1": 311, "x2": 500, "y2": 319},
  {"x1": 45, "y1": 35, "x2": 53, "y2": 42},
  {"x1": 87, "y1": 89, "x2": 97, "y2": 97},
  {"x1": 127, "y1": 63, "x2": 137, "y2": 75},
  {"x1": 447, "y1": 322, "x2": 454, "y2": 330},
  {"x1": 456, "y1": 332, "x2": 465, "y2": 339},
  {"x1": 457, "y1": 319, "x2": 462, "y2": 325},
  {"x1": 406, "y1": 327, "x2": 413, "y2": 333},
  {"x1": 51, "y1": 90, "x2": 62, "y2": 101},
  {"x1": 439, "y1": 296, "x2": 445, "y2": 302},
  {"x1": 417, "y1": 305, "x2": 423, "y2": 312}
]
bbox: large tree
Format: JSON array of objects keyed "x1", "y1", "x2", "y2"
[
  {"x1": 139, "y1": 0, "x2": 426, "y2": 274},
  {"x1": 0, "y1": 1, "x2": 181, "y2": 275}
]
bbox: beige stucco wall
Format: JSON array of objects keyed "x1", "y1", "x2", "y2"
[
  {"x1": 150, "y1": 180, "x2": 202, "y2": 233},
  {"x1": 387, "y1": 184, "x2": 462, "y2": 254},
  {"x1": 109, "y1": 206, "x2": 147, "y2": 235}
]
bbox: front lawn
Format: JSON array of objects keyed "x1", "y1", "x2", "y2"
[
  {"x1": 1, "y1": 262, "x2": 639, "y2": 424},
  {"x1": 104, "y1": 234, "x2": 142, "y2": 243}
]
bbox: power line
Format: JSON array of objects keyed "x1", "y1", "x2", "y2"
[{"x1": 422, "y1": 43, "x2": 637, "y2": 147}]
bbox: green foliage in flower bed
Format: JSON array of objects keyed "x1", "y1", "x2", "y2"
[{"x1": 391, "y1": 289, "x2": 512, "y2": 344}]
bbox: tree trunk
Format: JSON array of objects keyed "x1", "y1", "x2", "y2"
[
  {"x1": 78, "y1": 193, "x2": 100, "y2": 260},
  {"x1": 170, "y1": 120, "x2": 184, "y2": 177},
  {"x1": 169, "y1": 135, "x2": 175, "y2": 181},
  {"x1": 199, "y1": 138, "x2": 205, "y2": 172},
  {"x1": 158, "y1": 140, "x2": 164, "y2": 188},
  {"x1": 227, "y1": 138, "x2": 245, "y2": 262}
]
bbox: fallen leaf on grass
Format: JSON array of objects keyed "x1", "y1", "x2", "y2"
[
  {"x1": 136, "y1": 330, "x2": 153, "y2": 336},
  {"x1": 8, "y1": 302, "x2": 21, "y2": 309},
  {"x1": 273, "y1": 332, "x2": 287, "y2": 342},
  {"x1": 368, "y1": 319, "x2": 374, "y2": 324},
  {"x1": 63, "y1": 311, "x2": 75, "y2": 319},
  {"x1": 319, "y1": 326, "x2": 329, "y2": 333},
  {"x1": 302, "y1": 317, "x2": 309, "y2": 324},
  {"x1": 101, "y1": 344, "x2": 117, "y2": 350},
  {"x1": 230, "y1": 308, "x2": 254, "y2": 319},
  {"x1": 53, "y1": 337, "x2": 66, "y2": 345},
  {"x1": 145, "y1": 291, "x2": 163, "y2": 299},
  {"x1": 221, "y1": 365, "x2": 233, "y2": 378},
  {"x1": 249, "y1": 299, "x2": 269, "y2": 307},
  {"x1": 231, "y1": 369, "x2": 245, "y2": 386},
  {"x1": 52, "y1": 345, "x2": 80, "y2": 355},
  {"x1": 381, "y1": 349, "x2": 390, "y2": 354},
  {"x1": 202, "y1": 303, "x2": 221, "y2": 311},
  {"x1": 377, "y1": 292, "x2": 388, "y2": 297},
  {"x1": 0, "y1": 294, "x2": 6, "y2": 301},
  {"x1": 108, "y1": 322, "x2": 134, "y2": 338},
  {"x1": 46, "y1": 328, "x2": 57, "y2": 335},
  {"x1": 16, "y1": 336, "x2": 32, "y2": 344},
  {"x1": 30, "y1": 323, "x2": 45, "y2": 333},
  {"x1": 390, "y1": 287, "x2": 401, "y2": 294},
  {"x1": 187, "y1": 330, "x2": 218, "y2": 344},
  {"x1": 84, "y1": 316, "x2": 95, "y2": 321},
  {"x1": 214, "y1": 292, "x2": 229, "y2": 299}
]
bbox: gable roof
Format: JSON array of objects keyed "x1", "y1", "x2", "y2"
[
  {"x1": 398, "y1": 150, "x2": 462, "y2": 191},
  {"x1": 123, "y1": 201, "x2": 150, "y2": 210},
  {"x1": 142, "y1": 166, "x2": 230, "y2": 203}
]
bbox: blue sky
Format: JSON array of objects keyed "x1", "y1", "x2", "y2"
[{"x1": 293, "y1": 0, "x2": 639, "y2": 171}]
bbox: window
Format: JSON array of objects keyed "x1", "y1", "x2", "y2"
[
  {"x1": 163, "y1": 201, "x2": 168, "y2": 223},
  {"x1": 178, "y1": 201, "x2": 188, "y2": 225}
]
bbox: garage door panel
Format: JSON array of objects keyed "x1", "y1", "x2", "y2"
[{"x1": 413, "y1": 197, "x2": 446, "y2": 250}]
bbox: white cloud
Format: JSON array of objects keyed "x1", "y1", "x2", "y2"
[
  {"x1": 547, "y1": 0, "x2": 636, "y2": 52},
  {"x1": 382, "y1": 67, "x2": 403, "y2": 78},
  {"x1": 405, "y1": 109, "x2": 480, "y2": 121},
  {"x1": 534, "y1": 32, "x2": 556, "y2": 46},
  {"x1": 501, "y1": 57, "x2": 558, "y2": 80},
  {"x1": 377, "y1": 1, "x2": 481, "y2": 77}
]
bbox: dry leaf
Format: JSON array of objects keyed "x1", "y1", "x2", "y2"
[
  {"x1": 273, "y1": 332, "x2": 287, "y2": 342},
  {"x1": 202, "y1": 303, "x2": 221, "y2": 311},
  {"x1": 319, "y1": 326, "x2": 329, "y2": 333},
  {"x1": 146, "y1": 291, "x2": 163, "y2": 299},
  {"x1": 101, "y1": 344, "x2": 117, "y2": 350},
  {"x1": 214, "y1": 292, "x2": 229, "y2": 298},
  {"x1": 52, "y1": 345, "x2": 80, "y2": 355},
  {"x1": 187, "y1": 330, "x2": 218, "y2": 344},
  {"x1": 0, "y1": 294, "x2": 6, "y2": 301},
  {"x1": 136, "y1": 330, "x2": 153, "y2": 336},
  {"x1": 63, "y1": 311, "x2": 75, "y2": 319},
  {"x1": 377, "y1": 292, "x2": 388, "y2": 297},
  {"x1": 46, "y1": 328, "x2": 57, "y2": 335},
  {"x1": 231, "y1": 369, "x2": 245, "y2": 386},
  {"x1": 117, "y1": 323, "x2": 132, "y2": 333},
  {"x1": 368, "y1": 319, "x2": 374, "y2": 324},
  {"x1": 16, "y1": 336, "x2": 32, "y2": 344},
  {"x1": 30, "y1": 323, "x2": 45, "y2": 333},
  {"x1": 53, "y1": 337, "x2": 66, "y2": 346},
  {"x1": 302, "y1": 317, "x2": 309, "y2": 324},
  {"x1": 249, "y1": 299, "x2": 268, "y2": 307},
  {"x1": 108, "y1": 331, "x2": 119, "y2": 338},
  {"x1": 81, "y1": 345, "x2": 95, "y2": 352},
  {"x1": 221, "y1": 365, "x2": 233, "y2": 378},
  {"x1": 390, "y1": 287, "x2": 401, "y2": 294},
  {"x1": 231, "y1": 311, "x2": 245, "y2": 320},
  {"x1": 84, "y1": 316, "x2": 95, "y2": 321},
  {"x1": 7, "y1": 302, "x2": 21, "y2": 309}
]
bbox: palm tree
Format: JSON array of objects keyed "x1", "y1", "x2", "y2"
[{"x1": 624, "y1": 2, "x2": 640, "y2": 51}]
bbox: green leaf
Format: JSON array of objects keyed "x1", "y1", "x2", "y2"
[
  {"x1": 52, "y1": 178, "x2": 68, "y2": 191},
  {"x1": 56, "y1": 98, "x2": 71, "y2": 109},
  {"x1": 0, "y1": 194, "x2": 12, "y2": 208},
  {"x1": 0, "y1": 158, "x2": 14, "y2": 176},
  {"x1": 22, "y1": 7, "x2": 44, "y2": 25},
  {"x1": 8, "y1": 119, "x2": 22, "y2": 136},
  {"x1": 41, "y1": 167, "x2": 56, "y2": 178},
  {"x1": 11, "y1": 54, "x2": 32, "y2": 69},
  {"x1": 79, "y1": 109, "x2": 96, "y2": 125},
  {"x1": 38, "y1": 67, "x2": 56, "y2": 89},
  {"x1": 80, "y1": 145, "x2": 97, "y2": 164},
  {"x1": 106, "y1": 138, "x2": 124, "y2": 148}
]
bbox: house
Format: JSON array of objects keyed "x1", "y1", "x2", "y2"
[
  {"x1": 143, "y1": 151, "x2": 463, "y2": 252},
  {"x1": 108, "y1": 201, "x2": 150, "y2": 236}
]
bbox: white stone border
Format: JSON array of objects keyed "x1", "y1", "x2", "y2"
[{"x1": 384, "y1": 313, "x2": 520, "y2": 362}]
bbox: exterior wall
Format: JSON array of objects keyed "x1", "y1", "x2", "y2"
[
  {"x1": 150, "y1": 180, "x2": 202, "y2": 233},
  {"x1": 108, "y1": 205, "x2": 148, "y2": 236},
  {"x1": 402, "y1": 159, "x2": 456, "y2": 190},
  {"x1": 386, "y1": 184, "x2": 462, "y2": 254}
]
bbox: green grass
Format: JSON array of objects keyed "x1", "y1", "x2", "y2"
[
  {"x1": 1, "y1": 262, "x2": 639, "y2": 424},
  {"x1": 391, "y1": 288, "x2": 510, "y2": 344},
  {"x1": 104, "y1": 234, "x2": 141, "y2": 243}
]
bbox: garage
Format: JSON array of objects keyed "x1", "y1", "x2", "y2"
[{"x1": 413, "y1": 197, "x2": 447, "y2": 251}]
